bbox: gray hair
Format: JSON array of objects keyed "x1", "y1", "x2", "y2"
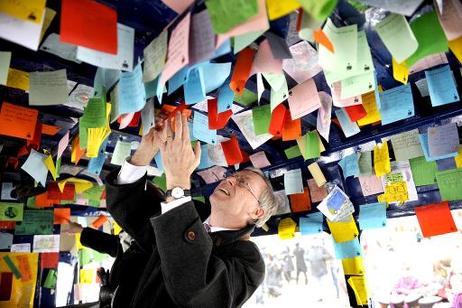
[{"x1": 244, "y1": 167, "x2": 279, "y2": 228}]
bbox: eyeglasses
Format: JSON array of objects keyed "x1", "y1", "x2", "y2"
[{"x1": 225, "y1": 173, "x2": 261, "y2": 205}]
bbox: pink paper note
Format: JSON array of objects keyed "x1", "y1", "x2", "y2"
[
  {"x1": 331, "y1": 82, "x2": 362, "y2": 107},
  {"x1": 57, "y1": 131, "x2": 69, "y2": 160},
  {"x1": 160, "y1": 13, "x2": 191, "y2": 84},
  {"x1": 161, "y1": 0, "x2": 194, "y2": 14},
  {"x1": 249, "y1": 151, "x2": 271, "y2": 168},
  {"x1": 358, "y1": 175, "x2": 384, "y2": 196},
  {"x1": 409, "y1": 53, "x2": 448, "y2": 74},
  {"x1": 288, "y1": 78, "x2": 321, "y2": 120},
  {"x1": 197, "y1": 166, "x2": 227, "y2": 184},
  {"x1": 317, "y1": 91, "x2": 332, "y2": 142},
  {"x1": 435, "y1": 0, "x2": 462, "y2": 41},
  {"x1": 250, "y1": 39, "x2": 282, "y2": 75},
  {"x1": 283, "y1": 41, "x2": 322, "y2": 84}
]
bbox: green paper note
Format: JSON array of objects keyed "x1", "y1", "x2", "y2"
[
  {"x1": 405, "y1": 11, "x2": 448, "y2": 67},
  {"x1": 82, "y1": 185, "x2": 104, "y2": 202},
  {"x1": 233, "y1": 31, "x2": 265, "y2": 54},
  {"x1": 285, "y1": 145, "x2": 302, "y2": 159},
  {"x1": 79, "y1": 97, "x2": 107, "y2": 128},
  {"x1": 358, "y1": 151, "x2": 372, "y2": 176},
  {"x1": 234, "y1": 89, "x2": 257, "y2": 106},
  {"x1": 43, "y1": 269, "x2": 57, "y2": 289},
  {"x1": 205, "y1": 0, "x2": 258, "y2": 34},
  {"x1": 15, "y1": 210, "x2": 54, "y2": 235},
  {"x1": 193, "y1": 196, "x2": 206, "y2": 203},
  {"x1": 0, "y1": 202, "x2": 24, "y2": 221},
  {"x1": 152, "y1": 174, "x2": 167, "y2": 192},
  {"x1": 79, "y1": 248, "x2": 94, "y2": 266},
  {"x1": 305, "y1": 131, "x2": 320, "y2": 159},
  {"x1": 410, "y1": 156, "x2": 437, "y2": 186},
  {"x1": 436, "y1": 168, "x2": 462, "y2": 201},
  {"x1": 252, "y1": 105, "x2": 271, "y2": 135},
  {"x1": 298, "y1": 0, "x2": 337, "y2": 21}
]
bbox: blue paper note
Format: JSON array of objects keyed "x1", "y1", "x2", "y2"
[
  {"x1": 198, "y1": 143, "x2": 212, "y2": 170},
  {"x1": 21, "y1": 149, "x2": 48, "y2": 187},
  {"x1": 358, "y1": 202, "x2": 387, "y2": 230},
  {"x1": 213, "y1": 39, "x2": 231, "y2": 59},
  {"x1": 335, "y1": 108, "x2": 360, "y2": 137},
  {"x1": 284, "y1": 169, "x2": 304, "y2": 195},
  {"x1": 299, "y1": 212, "x2": 324, "y2": 235},
  {"x1": 427, "y1": 123, "x2": 460, "y2": 158},
  {"x1": 379, "y1": 83, "x2": 414, "y2": 125},
  {"x1": 154, "y1": 151, "x2": 164, "y2": 172},
  {"x1": 217, "y1": 83, "x2": 234, "y2": 113},
  {"x1": 0, "y1": 233, "x2": 13, "y2": 250},
  {"x1": 436, "y1": 158, "x2": 457, "y2": 171},
  {"x1": 184, "y1": 67, "x2": 206, "y2": 105},
  {"x1": 87, "y1": 138, "x2": 108, "y2": 175},
  {"x1": 144, "y1": 77, "x2": 158, "y2": 99},
  {"x1": 338, "y1": 153, "x2": 360, "y2": 178},
  {"x1": 192, "y1": 111, "x2": 217, "y2": 144},
  {"x1": 425, "y1": 65, "x2": 460, "y2": 107},
  {"x1": 168, "y1": 66, "x2": 189, "y2": 95},
  {"x1": 117, "y1": 63, "x2": 146, "y2": 114},
  {"x1": 334, "y1": 238, "x2": 362, "y2": 259},
  {"x1": 93, "y1": 67, "x2": 120, "y2": 97},
  {"x1": 200, "y1": 62, "x2": 232, "y2": 93},
  {"x1": 419, "y1": 133, "x2": 458, "y2": 161}
]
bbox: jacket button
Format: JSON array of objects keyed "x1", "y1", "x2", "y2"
[{"x1": 186, "y1": 230, "x2": 196, "y2": 241}]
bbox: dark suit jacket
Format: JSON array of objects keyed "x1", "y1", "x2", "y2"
[{"x1": 102, "y1": 169, "x2": 265, "y2": 308}]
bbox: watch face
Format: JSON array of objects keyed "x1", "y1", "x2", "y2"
[{"x1": 172, "y1": 187, "x2": 184, "y2": 198}]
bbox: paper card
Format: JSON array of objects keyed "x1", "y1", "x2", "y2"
[
  {"x1": 348, "y1": 276, "x2": 368, "y2": 306},
  {"x1": 33, "y1": 234, "x2": 59, "y2": 253},
  {"x1": 299, "y1": 212, "x2": 324, "y2": 235},
  {"x1": 40, "y1": 33, "x2": 80, "y2": 63},
  {"x1": 373, "y1": 143, "x2": 391, "y2": 177},
  {"x1": 358, "y1": 151, "x2": 373, "y2": 176},
  {"x1": 415, "y1": 201, "x2": 457, "y2": 237},
  {"x1": 284, "y1": 169, "x2": 304, "y2": 195},
  {"x1": 419, "y1": 133, "x2": 458, "y2": 161},
  {"x1": 7, "y1": 68, "x2": 29, "y2": 91},
  {"x1": 374, "y1": 14, "x2": 418, "y2": 63},
  {"x1": 0, "y1": 9, "x2": 45, "y2": 51},
  {"x1": 358, "y1": 202, "x2": 386, "y2": 230},
  {"x1": 264, "y1": 32, "x2": 292, "y2": 60},
  {"x1": 143, "y1": 30, "x2": 167, "y2": 83},
  {"x1": 193, "y1": 111, "x2": 217, "y2": 145},
  {"x1": 0, "y1": 0, "x2": 45, "y2": 24},
  {"x1": 77, "y1": 23, "x2": 134, "y2": 71},
  {"x1": 29, "y1": 69, "x2": 68, "y2": 106},
  {"x1": 284, "y1": 145, "x2": 302, "y2": 159},
  {"x1": 201, "y1": 62, "x2": 232, "y2": 94},
  {"x1": 251, "y1": 39, "x2": 282, "y2": 75},
  {"x1": 358, "y1": 175, "x2": 384, "y2": 196},
  {"x1": 21, "y1": 149, "x2": 48, "y2": 186},
  {"x1": 379, "y1": 83, "x2": 414, "y2": 125},
  {"x1": 298, "y1": 10, "x2": 323, "y2": 41},
  {"x1": 435, "y1": 0, "x2": 462, "y2": 41},
  {"x1": 278, "y1": 217, "x2": 297, "y2": 240},
  {"x1": 296, "y1": 132, "x2": 319, "y2": 160},
  {"x1": 307, "y1": 179, "x2": 328, "y2": 203},
  {"x1": 425, "y1": 65, "x2": 460, "y2": 106},
  {"x1": 338, "y1": 153, "x2": 360, "y2": 178},
  {"x1": 342, "y1": 257, "x2": 365, "y2": 275},
  {"x1": 390, "y1": 129, "x2": 424, "y2": 161},
  {"x1": 327, "y1": 215, "x2": 359, "y2": 243},
  {"x1": 206, "y1": 0, "x2": 258, "y2": 34},
  {"x1": 113, "y1": 63, "x2": 146, "y2": 119},
  {"x1": 289, "y1": 188, "x2": 311, "y2": 213},
  {"x1": 60, "y1": 0, "x2": 117, "y2": 54},
  {"x1": 0, "y1": 271, "x2": 13, "y2": 299},
  {"x1": 333, "y1": 238, "x2": 362, "y2": 259},
  {"x1": 344, "y1": 104, "x2": 367, "y2": 122},
  {"x1": 221, "y1": 135, "x2": 245, "y2": 165},
  {"x1": 184, "y1": 67, "x2": 206, "y2": 105},
  {"x1": 335, "y1": 108, "x2": 360, "y2": 138},
  {"x1": 405, "y1": 11, "x2": 448, "y2": 67},
  {"x1": 110, "y1": 140, "x2": 131, "y2": 166},
  {"x1": 282, "y1": 113, "x2": 301, "y2": 141},
  {"x1": 288, "y1": 78, "x2": 321, "y2": 120},
  {"x1": 91, "y1": 215, "x2": 108, "y2": 229},
  {"x1": 232, "y1": 110, "x2": 272, "y2": 149},
  {"x1": 10, "y1": 243, "x2": 31, "y2": 252},
  {"x1": 0, "y1": 102, "x2": 38, "y2": 140},
  {"x1": 307, "y1": 162, "x2": 327, "y2": 187},
  {"x1": 282, "y1": 41, "x2": 321, "y2": 84},
  {"x1": 230, "y1": 48, "x2": 256, "y2": 95},
  {"x1": 266, "y1": 0, "x2": 299, "y2": 20},
  {"x1": 160, "y1": 13, "x2": 191, "y2": 84},
  {"x1": 0, "y1": 52, "x2": 11, "y2": 86},
  {"x1": 217, "y1": 83, "x2": 234, "y2": 113},
  {"x1": 53, "y1": 208, "x2": 70, "y2": 225},
  {"x1": 197, "y1": 166, "x2": 227, "y2": 184},
  {"x1": 436, "y1": 168, "x2": 462, "y2": 201},
  {"x1": 40, "y1": 252, "x2": 59, "y2": 269},
  {"x1": 65, "y1": 83, "x2": 93, "y2": 110},
  {"x1": 189, "y1": 10, "x2": 216, "y2": 65},
  {"x1": 249, "y1": 151, "x2": 271, "y2": 169},
  {"x1": 357, "y1": 92, "x2": 380, "y2": 126},
  {"x1": 318, "y1": 186, "x2": 355, "y2": 222},
  {"x1": 428, "y1": 123, "x2": 460, "y2": 157},
  {"x1": 0, "y1": 233, "x2": 13, "y2": 250},
  {"x1": 207, "y1": 98, "x2": 233, "y2": 130}
]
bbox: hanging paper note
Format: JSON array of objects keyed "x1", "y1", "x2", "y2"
[
  {"x1": 21, "y1": 149, "x2": 48, "y2": 187},
  {"x1": 0, "y1": 52, "x2": 11, "y2": 86},
  {"x1": 269, "y1": 104, "x2": 287, "y2": 136},
  {"x1": 0, "y1": 202, "x2": 23, "y2": 222},
  {"x1": 15, "y1": 210, "x2": 53, "y2": 235},
  {"x1": 288, "y1": 78, "x2": 321, "y2": 120},
  {"x1": 208, "y1": 98, "x2": 233, "y2": 130},
  {"x1": 299, "y1": 212, "x2": 324, "y2": 235},
  {"x1": 333, "y1": 238, "x2": 362, "y2": 259},
  {"x1": 184, "y1": 67, "x2": 206, "y2": 105},
  {"x1": 335, "y1": 108, "x2": 360, "y2": 138},
  {"x1": 357, "y1": 151, "x2": 373, "y2": 176},
  {"x1": 232, "y1": 110, "x2": 272, "y2": 149},
  {"x1": 113, "y1": 62, "x2": 146, "y2": 120},
  {"x1": 221, "y1": 135, "x2": 245, "y2": 165},
  {"x1": 338, "y1": 153, "x2": 360, "y2": 178},
  {"x1": 205, "y1": 0, "x2": 258, "y2": 33},
  {"x1": 44, "y1": 155, "x2": 57, "y2": 181},
  {"x1": 252, "y1": 104, "x2": 272, "y2": 135},
  {"x1": 266, "y1": 0, "x2": 300, "y2": 20},
  {"x1": 307, "y1": 162, "x2": 327, "y2": 187},
  {"x1": 342, "y1": 257, "x2": 365, "y2": 275},
  {"x1": 282, "y1": 41, "x2": 321, "y2": 84},
  {"x1": 327, "y1": 215, "x2": 358, "y2": 243},
  {"x1": 357, "y1": 92, "x2": 380, "y2": 126},
  {"x1": 53, "y1": 208, "x2": 70, "y2": 225},
  {"x1": 379, "y1": 84, "x2": 414, "y2": 125},
  {"x1": 318, "y1": 186, "x2": 355, "y2": 222},
  {"x1": 33, "y1": 234, "x2": 60, "y2": 253},
  {"x1": 193, "y1": 111, "x2": 217, "y2": 144},
  {"x1": 189, "y1": 10, "x2": 216, "y2": 64},
  {"x1": 284, "y1": 169, "x2": 304, "y2": 195},
  {"x1": 28, "y1": 69, "x2": 68, "y2": 106},
  {"x1": 316, "y1": 91, "x2": 332, "y2": 142},
  {"x1": 289, "y1": 188, "x2": 311, "y2": 213},
  {"x1": 110, "y1": 140, "x2": 131, "y2": 166},
  {"x1": 390, "y1": 129, "x2": 424, "y2": 161},
  {"x1": 297, "y1": 131, "x2": 320, "y2": 160},
  {"x1": 0, "y1": 0, "x2": 46, "y2": 24},
  {"x1": 373, "y1": 143, "x2": 391, "y2": 177},
  {"x1": 435, "y1": 0, "x2": 462, "y2": 40},
  {"x1": 278, "y1": 217, "x2": 297, "y2": 239},
  {"x1": 264, "y1": 32, "x2": 292, "y2": 60},
  {"x1": 455, "y1": 147, "x2": 462, "y2": 168},
  {"x1": 217, "y1": 84, "x2": 234, "y2": 113},
  {"x1": 428, "y1": 123, "x2": 460, "y2": 158},
  {"x1": 307, "y1": 178, "x2": 328, "y2": 202},
  {"x1": 358, "y1": 202, "x2": 386, "y2": 230},
  {"x1": 229, "y1": 48, "x2": 256, "y2": 95},
  {"x1": 251, "y1": 39, "x2": 282, "y2": 75},
  {"x1": 0, "y1": 102, "x2": 38, "y2": 140},
  {"x1": 449, "y1": 37, "x2": 462, "y2": 64},
  {"x1": 143, "y1": 30, "x2": 167, "y2": 82},
  {"x1": 348, "y1": 276, "x2": 368, "y2": 306},
  {"x1": 415, "y1": 201, "x2": 457, "y2": 237},
  {"x1": 282, "y1": 113, "x2": 301, "y2": 141},
  {"x1": 249, "y1": 151, "x2": 271, "y2": 169},
  {"x1": 299, "y1": 11, "x2": 323, "y2": 41},
  {"x1": 419, "y1": 133, "x2": 458, "y2": 161},
  {"x1": 436, "y1": 168, "x2": 462, "y2": 201},
  {"x1": 425, "y1": 65, "x2": 460, "y2": 106},
  {"x1": 284, "y1": 145, "x2": 302, "y2": 159},
  {"x1": 392, "y1": 58, "x2": 409, "y2": 84}
]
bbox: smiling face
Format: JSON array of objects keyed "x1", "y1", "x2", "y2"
[{"x1": 209, "y1": 170, "x2": 268, "y2": 229}]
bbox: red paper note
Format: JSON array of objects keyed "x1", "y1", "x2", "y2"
[
  {"x1": 269, "y1": 104, "x2": 287, "y2": 136},
  {"x1": 60, "y1": 0, "x2": 118, "y2": 54},
  {"x1": 314, "y1": 28, "x2": 334, "y2": 53},
  {"x1": 0, "y1": 272, "x2": 13, "y2": 301},
  {"x1": 26, "y1": 121, "x2": 42, "y2": 150},
  {"x1": 415, "y1": 201, "x2": 457, "y2": 237},
  {"x1": 35, "y1": 192, "x2": 54, "y2": 208},
  {"x1": 230, "y1": 48, "x2": 256, "y2": 95},
  {"x1": 91, "y1": 215, "x2": 108, "y2": 229},
  {"x1": 0, "y1": 102, "x2": 38, "y2": 140},
  {"x1": 40, "y1": 252, "x2": 59, "y2": 269},
  {"x1": 54, "y1": 208, "x2": 71, "y2": 225},
  {"x1": 208, "y1": 98, "x2": 233, "y2": 130},
  {"x1": 344, "y1": 105, "x2": 367, "y2": 122},
  {"x1": 41, "y1": 124, "x2": 61, "y2": 136},
  {"x1": 221, "y1": 135, "x2": 244, "y2": 165},
  {"x1": 289, "y1": 188, "x2": 311, "y2": 213},
  {"x1": 0, "y1": 221, "x2": 16, "y2": 230},
  {"x1": 282, "y1": 113, "x2": 301, "y2": 141}
]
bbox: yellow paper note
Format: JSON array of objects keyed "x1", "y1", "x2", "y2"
[
  {"x1": 44, "y1": 155, "x2": 57, "y2": 181},
  {"x1": 278, "y1": 217, "x2": 297, "y2": 239},
  {"x1": 39, "y1": 8, "x2": 57, "y2": 41},
  {"x1": 79, "y1": 268, "x2": 95, "y2": 284},
  {"x1": 449, "y1": 36, "x2": 462, "y2": 65},
  {"x1": 357, "y1": 91, "x2": 381, "y2": 126},
  {"x1": 342, "y1": 256, "x2": 365, "y2": 275},
  {"x1": 7, "y1": 68, "x2": 29, "y2": 91},
  {"x1": 378, "y1": 181, "x2": 408, "y2": 204},
  {"x1": 314, "y1": 130, "x2": 326, "y2": 152},
  {"x1": 327, "y1": 215, "x2": 359, "y2": 243},
  {"x1": 0, "y1": 0, "x2": 46, "y2": 24},
  {"x1": 392, "y1": 58, "x2": 409, "y2": 84},
  {"x1": 455, "y1": 146, "x2": 462, "y2": 168},
  {"x1": 347, "y1": 276, "x2": 368, "y2": 306},
  {"x1": 113, "y1": 221, "x2": 122, "y2": 235},
  {"x1": 307, "y1": 162, "x2": 327, "y2": 187},
  {"x1": 75, "y1": 233, "x2": 84, "y2": 251},
  {"x1": 86, "y1": 103, "x2": 112, "y2": 157},
  {"x1": 58, "y1": 178, "x2": 93, "y2": 193},
  {"x1": 374, "y1": 142, "x2": 391, "y2": 176},
  {"x1": 266, "y1": 0, "x2": 301, "y2": 20}
]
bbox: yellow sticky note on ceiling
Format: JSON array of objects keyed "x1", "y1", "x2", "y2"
[
  {"x1": 44, "y1": 155, "x2": 57, "y2": 181},
  {"x1": 392, "y1": 58, "x2": 409, "y2": 84},
  {"x1": 58, "y1": 178, "x2": 93, "y2": 194},
  {"x1": 378, "y1": 181, "x2": 408, "y2": 204},
  {"x1": 113, "y1": 221, "x2": 122, "y2": 235},
  {"x1": 79, "y1": 268, "x2": 95, "y2": 284},
  {"x1": 39, "y1": 8, "x2": 57, "y2": 41},
  {"x1": 358, "y1": 91, "x2": 381, "y2": 126},
  {"x1": 266, "y1": 0, "x2": 301, "y2": 20},
  {"x1": 7, "y1": 68, "x2": 29, "y2": 91},
  {"x1": 347, "y1": 276, "x2": 368, "y2": 306},
  {"x1": 374, "y1": 142, "x2": 391, "y2": 176},
  {"x1": 0, "y1": 0, "x2": 46, "y2": 24},
  {"x1": 449, "y1": 37, "x2": 462, "y2": 65},
  {"x1": 278, "y1": 217, "x2": 297, "y2": 239},
  {"x1": 75, "y1": 233, "x2": 84, "y2": 251},
  {"x1": 455, "y1": 146, "x2": 462, "y2": 168},
  {"x1": 307, "y1": 162, "x2": 327, "y2": 187},
  {"x1": 327, "y1": 215, "x2": 359, "y2": 243},
  {"x1": 342, "y1": 256, "x2": 365, "y2": 275}
]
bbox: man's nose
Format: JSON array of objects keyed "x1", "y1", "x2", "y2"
[{"x1": 225, "y1": 177, "x2": 236, "y2": 186}]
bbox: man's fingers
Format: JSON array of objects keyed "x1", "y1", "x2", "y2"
[
  {"x1": 174, "y1": 112, "x2": 182, "y2": 142},
  {"x1": 193, "y1": 141, "x2": 201, "y2": 167},
  {"x1": 181, "y1": 113, "x2": 190, "y2": 142}
]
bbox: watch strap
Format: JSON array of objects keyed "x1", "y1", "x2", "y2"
[{"x1": 166, "y1": 188, "x2": 191, "y2": 198}]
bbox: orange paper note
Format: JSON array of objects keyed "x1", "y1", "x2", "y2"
[
  {"x1": 71, "y1": 135, "x2": 85, "y2": 165},
  {"x1": 91, "y1": 215, "x2": 108, "y2": 229},
  {"x1": 415, "y1": 201, "x2": 457, "y2": 237},
  {"x1": 208, "y1": 98, "x2": 233, "y2": 130},
  {"x1": 269, "y1": 103, "x2": 287, "y2": 136},
  {"x1": 229, "y1": 48, "x2": 256, "y2": 95},
  {"x1": 41, "y1": 124, "x2": 61, "y2": 136},
  {"x1": 40, "y1": 252, "x2": 59, "y2": 269},
  {"x1": 289, "y1": 188, "x2": 311, "y2": 213},
  {"x1": 53, "y1": 208, "x2": 70, "y2": 225},
  {"x1": 221, "y1": 135, "x2": 245, "y2": 165},
  {"x1": 344, "y1": 104, "x2": 367, "y2": 122},
  {"x1": 314, "y1": 28, "x2": 334, "y2": 53},
  {"x1": 282, "y1": 113, "x2": 301, "y2": 141},
  {"x1": 0, "y1": 102, "x2": 38, "y2": 140}
]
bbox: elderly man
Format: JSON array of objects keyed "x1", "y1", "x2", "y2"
[{"x1": 103, "y1": 112, "x2": 278, "y2": 307}]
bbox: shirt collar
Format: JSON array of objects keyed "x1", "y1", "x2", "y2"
[{"x1": 203, "y1": 216, "x2": 238, "y2": 233}]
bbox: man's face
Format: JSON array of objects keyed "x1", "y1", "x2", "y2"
[{"x1": 209, "y1": 170, "x2": 267, "y2": 226}]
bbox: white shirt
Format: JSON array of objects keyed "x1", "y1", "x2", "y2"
[{"x1": 117, "y1": 160, "x2": 236, "y2": 233}]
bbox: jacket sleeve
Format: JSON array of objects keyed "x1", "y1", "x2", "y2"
[
  {"x1": 79, "y1": 227, "x2": 120, "y2": 258},
  {"x1": 150, "y1": 202, "x2": 265, "y2": 307},
  {"x1": 105, "y1": 169, "x2": 165, "y2": 251}
]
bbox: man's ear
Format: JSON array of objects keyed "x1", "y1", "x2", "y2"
[{"x1": 253, "y1": 207, "x2": 264, "y2": 220}]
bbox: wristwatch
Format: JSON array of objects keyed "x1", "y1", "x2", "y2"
[{"x1": 166, "y1": 187, "x2": 191, "y2": 199}]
